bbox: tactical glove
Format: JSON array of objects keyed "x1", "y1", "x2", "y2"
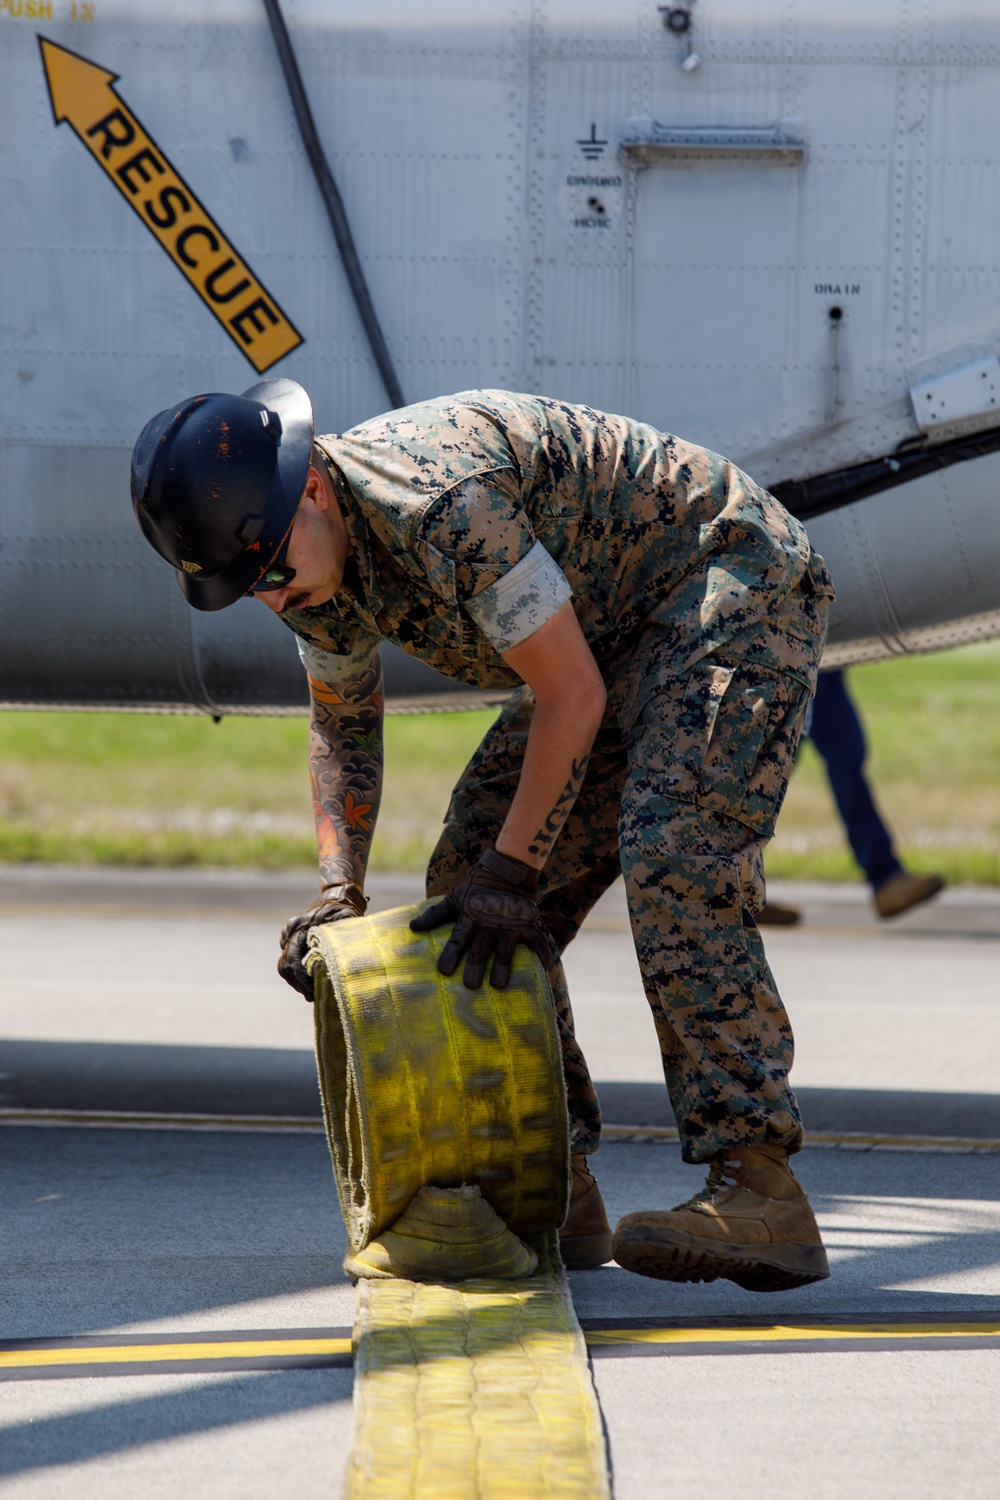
[
  {"x1": 409, "y1": 846, "x2": 556, "y2": 990},
  {"x1": 278, "y1": 881, "x2": 367, "y2": 1000}
]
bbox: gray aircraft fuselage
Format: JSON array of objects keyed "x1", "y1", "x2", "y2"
[{"x1": 3, "y1": 1, "x2": 999, "y2": 713}]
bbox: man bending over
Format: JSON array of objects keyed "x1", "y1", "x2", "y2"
[{"x1": 131, "y1": 378, "x2": 833, "y2": 1290}]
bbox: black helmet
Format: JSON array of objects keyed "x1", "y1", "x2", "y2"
[{"x1": 130, "y1": 378, "x2": 314, "y2": 611}]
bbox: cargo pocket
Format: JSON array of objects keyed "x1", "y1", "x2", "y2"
[
  {"x1": 740, "y1": 675, "x2": 811, "y2": 835},
  {"x1": 627, "y1": 659, "x2": 813, "y2": 837},
  {"x1": 696, "y1": 669, "x2": 775, "y2": 826},
  {"x1": 630, "y1": 660, "x2": 736, "y2": 806}
]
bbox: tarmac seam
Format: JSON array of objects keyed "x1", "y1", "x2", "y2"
[
  {"x1": 0, "y1": 1108, "x2": 325, "y2": 1133},
  {"x1": 4, "y1": 1109, "x2": 1000, "y2": 1154},
  {"x1": 600, "y1": 1125, "x2": 1000, "y2": 1153}
]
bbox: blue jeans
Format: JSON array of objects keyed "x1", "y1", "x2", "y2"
[{"x1": 809, "y1": 670, "x2": 902, "y2": 891}]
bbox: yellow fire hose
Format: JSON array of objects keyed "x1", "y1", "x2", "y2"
[{"x1": 307, "y1": 903, "x2": 611, "y2": 1500}]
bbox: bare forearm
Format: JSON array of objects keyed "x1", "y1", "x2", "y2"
[
  {"x1": 308, "y1": 659, "x2": 384, "y2": 889},
  {"x1": 496, "y1": 601, "x2": 607, "y2": 870},
  {"x1": 495, "y1": 689, "x2": 603, "y2": 868}
]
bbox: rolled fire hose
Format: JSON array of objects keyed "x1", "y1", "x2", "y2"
[
  {"x1": 306, "y1": 903, "x2": 611, "y2": 1500},
  {"x1": 307, "y1": 900, "x2": 570, "y2": 1277}
]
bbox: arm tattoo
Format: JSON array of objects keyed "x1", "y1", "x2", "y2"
[
  {"x1": 308, "y1": 657, "x2": 384, "y2": 889},
  {"x1": 527, "y1": 754, "x2": 589, "y2": 860}
]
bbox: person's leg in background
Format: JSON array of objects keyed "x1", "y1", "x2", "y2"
[
  {"x1": 810, "y1": 669, "x2": 943, "y2": 918},
  {"x1": 757, "y1": 668, "x2": 944, "y2": 923}
]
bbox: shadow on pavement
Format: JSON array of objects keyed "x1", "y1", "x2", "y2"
[
  {"x1": 6, "y1": 1042, "x2": 1000, "y2": 1142},
  {"x1": 0, "y1": 1039, "x2": 321, "y2": 1116},
  {"x1": 0, "y1": 1369, "x2": 352, "y2": 1478},
  {"x1": 4, "y1": 1129, "x2": 350, "y2": 1340}
]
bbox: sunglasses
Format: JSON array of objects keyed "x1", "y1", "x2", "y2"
[{"x1": 247, "y1": 524, "x2": 296, "y2": 594}]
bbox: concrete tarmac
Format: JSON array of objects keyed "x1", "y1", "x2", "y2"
[{"x1": 2, "y1": 867, "x2": 999, "y2": 1498}]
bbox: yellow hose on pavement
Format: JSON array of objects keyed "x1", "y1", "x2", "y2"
[
  {"x1": 307, "y1": 903, "x2": 610, "y2": 1500},
  {"x1": 348, "y1": 1234, "x2": 610, "y2": 1500}
]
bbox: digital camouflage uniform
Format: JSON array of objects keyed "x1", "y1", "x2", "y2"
[{"x1": 284, "y1": 391, "x2": 833, "y2": 1165}]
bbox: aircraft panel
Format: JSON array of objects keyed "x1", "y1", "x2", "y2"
[
  {"x1": 526, "y1": 51, "x2": 637, "y2": 419},
  {"x1": 807, "y1": 444, "x2": 1000, "y2": 665},
  {"x1": 920, "y1": 1, "x2": 1000, "y2": 63},
  {"x1": 631, "y1": 163, "x2": 807, "y2": 449},
  {"x1": 0, "y1": 443, "x2": 199, "y2": 707},
  {"x1": 920, "y1": 69, "x2": 1000, "y2": 358},
  {"x1": 4, "y1": 0, "x2": 1000, "y2": 711},
  {"x1": 854, "y1": 457, "x2": 1000, "y2": 636},
  {"x1": 261, "y1": 11, "x2": 531, "y2": 426},
  {"x1": 699, "y1": 0, "x2": 802, "y2": 60}
]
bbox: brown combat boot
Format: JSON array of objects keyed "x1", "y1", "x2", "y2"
[
  {"x1": 559, "y1": 1153, "x2": 613, "y2": 1269},
  {"x1": 755, "y1": 902, "x2": 802, "y2": 927},
  {"x1": 873, "y1": 871, "x2": 944, "y2": 919},
  {"x1": 612, "y1": 1142, "x2": 829, "y2": 1292}
]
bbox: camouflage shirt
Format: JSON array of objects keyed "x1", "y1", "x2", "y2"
[{"x1": 283, "y1": 390, "x2": 823, "y2": 720}]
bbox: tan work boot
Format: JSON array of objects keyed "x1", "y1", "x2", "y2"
[
  {"x1": 559, "y1": 1153, "x2": 613, "y2": 1269},
  {"x1": 874, "y1": 871, "x2": 944, "y2": 919},
  {"x1": 755, "y1": 902, "x2": 802, "y2": 927},
  {"x1": 612, "y1": 1142, "x2": 829, "y2": 1292}
]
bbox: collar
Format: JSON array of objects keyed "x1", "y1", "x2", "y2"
[{"x1": 313, "y1": 440, "x2": 383, "y2": 617}]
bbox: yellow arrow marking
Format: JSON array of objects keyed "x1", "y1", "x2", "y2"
[{"x1": 38, "y1": 36, "x2": 303, "y2": 374}]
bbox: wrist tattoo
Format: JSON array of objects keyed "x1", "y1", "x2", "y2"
[{"x1": 527, "y1": 754, "x2": 589, "y2": 860}]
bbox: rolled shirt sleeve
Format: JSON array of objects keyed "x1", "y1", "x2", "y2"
[
  {"x1": 291, "y1": 622, "x2": 382, "y2": 688},
  {"x1": 464, "y1": 539, "x2": 572, "y2": 652},
  {"x1": 416, "y1": 473, "x2": 573, "y2": 653}
]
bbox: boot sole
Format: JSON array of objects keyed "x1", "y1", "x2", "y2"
[
  {"x1": 559, "y1": 1230, "x2": 614, "y2": 1270},
  {"x1": 612, "y1": 1224, "x2": 830, "y2": 1292}
]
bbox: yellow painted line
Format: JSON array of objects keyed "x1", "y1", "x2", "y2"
[
  {"x1": 38, "y1": 37, "x2": 303, "y2": 373},
  {"x1": 6, "y1": 1322, "x2": 999, "y2": 1376},
  {"x1": 585, "y1": 1322, "x2": 1000, "y2": 1348},
  {"x1": 0, "y1": 1109, "x2": 324, "y2": 1133},
  {"x1": 0, "y1": 1337, "x2": 352, "y2": 1371}
]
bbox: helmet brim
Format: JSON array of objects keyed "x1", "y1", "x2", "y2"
[
  {"x1": 176, "y1": 547, "x2": 276, "y2": 611},
  {"x1": 176, "y1": 378, "x2": 315, "y2": 612}
]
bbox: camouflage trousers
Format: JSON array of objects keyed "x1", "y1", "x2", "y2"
[{"x1": 426, "y1": 560, "x2": 830, "y2": 1165}]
